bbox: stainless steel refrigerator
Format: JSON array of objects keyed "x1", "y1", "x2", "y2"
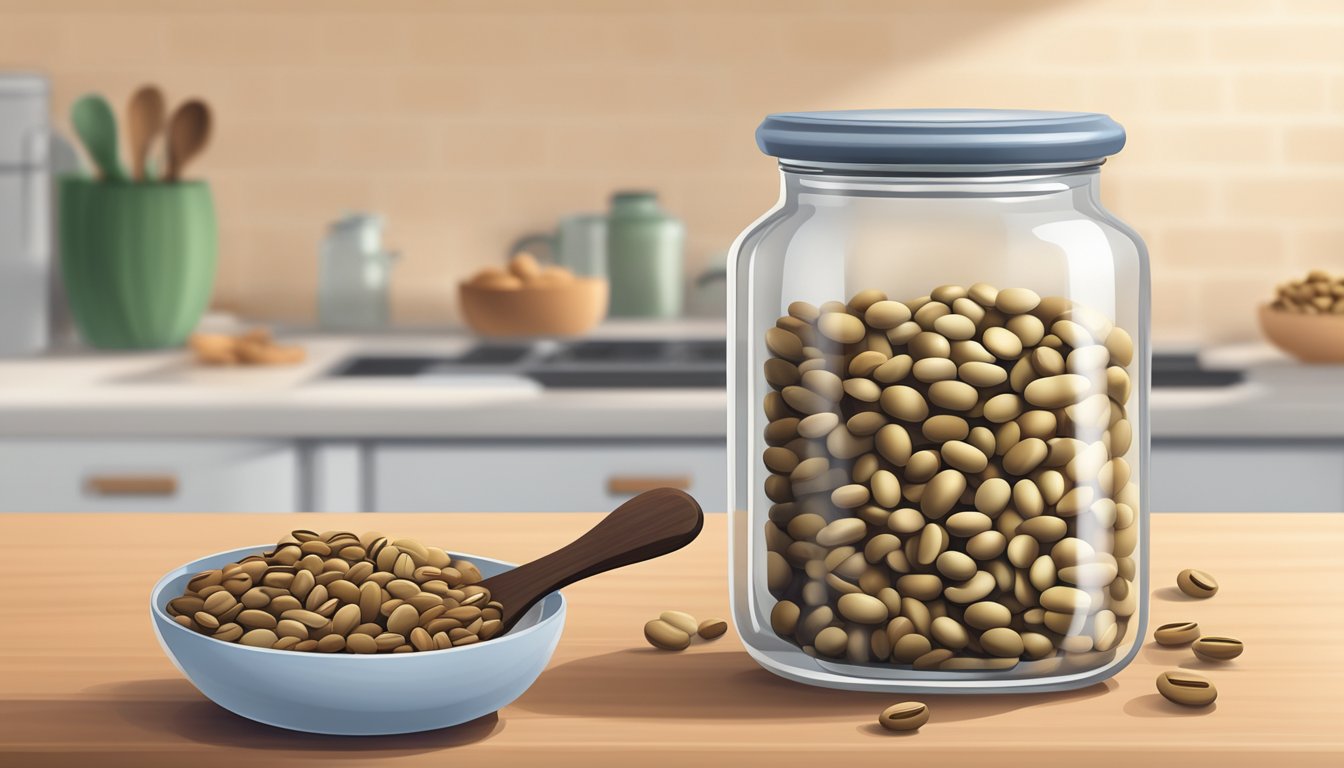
[{"x1": 0, "y1": 73, "x2": 49, "y2": 357}]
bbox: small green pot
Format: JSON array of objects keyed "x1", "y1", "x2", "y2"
[{"x1": 59, "y1": 178, "x2": 218, "y2": 349}]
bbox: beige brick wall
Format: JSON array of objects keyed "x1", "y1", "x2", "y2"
[{"x1": 3, "y1": 0, "x2": 1343, "y2": 342}]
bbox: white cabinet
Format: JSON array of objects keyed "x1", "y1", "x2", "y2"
[
  {"x1": 1150, "y1": 441, "x2": 1344, "y2": 513},
  {"x1": 371, "y1": 441, "x2": 727, "y2": 513},
  {"x1": 0, "y1": 439, "x2": 299, "y2": 512},
  {"x1": 306, "y1": 441, "x2": 365, "y2": 513},
  {"x1": 14, "y1": 436, "x2": 1335, "y2": 515}
]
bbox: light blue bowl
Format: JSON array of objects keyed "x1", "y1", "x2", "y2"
[{"x1": 150, "y1": 544, "x2": 566, "y2": 735}]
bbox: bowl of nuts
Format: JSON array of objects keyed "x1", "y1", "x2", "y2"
[
  {"x1": 459, "y1": 252, "x2": 609, "y2": 337},
  {"x1": 1260, "y1": 270, "x2": 1344, "y2": 363},
  {"x1": 151, "y1": 530, "x2": 566, "y2": 735}
]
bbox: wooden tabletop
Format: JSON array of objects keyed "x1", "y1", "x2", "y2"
[{"x1": 1, "y1": 512, "x2": 1340, "y2": 767}]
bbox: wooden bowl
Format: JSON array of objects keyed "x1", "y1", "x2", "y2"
[
  {"x1": 459, "y1": 277, "x2": 609, "y2": 337},
  {"x1": 1258, "y1": 303, "x2": 1344, "y2": 363}
]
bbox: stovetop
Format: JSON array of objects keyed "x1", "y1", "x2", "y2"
[
  {"x1": 330, "y1": 339, "x2": 727, "y2": 389},
  {"x1": 1152, "y1": 353, "x2": 1245, "y2": 388},
  {"x1": 329, "y1": 343, "x2": 1238, "y2": 391}
]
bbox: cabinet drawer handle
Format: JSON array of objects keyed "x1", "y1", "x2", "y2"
[
  {"x1": 607, "y1": 475, "x2": 691, "y2": 495},
  {"x1": 85, "y1": 474, "x2": 179, "y2": 497}
]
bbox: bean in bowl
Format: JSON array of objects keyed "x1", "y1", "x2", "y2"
[{"x1": 165, "y1": 530, "x2": 504, "y2": 653}]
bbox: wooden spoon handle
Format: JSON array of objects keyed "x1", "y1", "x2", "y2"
[
  {"x1": 480, "y1": 488, "x2": 704, "y2": 632},
  {"x1": 165, "y1": 100, "x2": 211, "y2": 182}
]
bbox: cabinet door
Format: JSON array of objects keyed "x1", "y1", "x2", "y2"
[
  {"x1": 1151, "y1": 442, "x2": 1344, "y2": 513},
  {"x1": 0, "y1": 440, "x2": 299, "y2": 512},
  {"x1": 372, "y1": 442, "x2": 727, "y2": 513}
]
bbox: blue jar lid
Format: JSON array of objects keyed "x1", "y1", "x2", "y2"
[{"x1": 756, "y1": 109, "x2": 1125, "y2": 166}]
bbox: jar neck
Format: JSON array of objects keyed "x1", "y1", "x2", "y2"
[{"x1": 778, "y1": 161, "x2": 1103, "y2": 198}]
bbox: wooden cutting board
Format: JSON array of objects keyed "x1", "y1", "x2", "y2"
[{"x1": 0, "y1": 512, "x2": 1340, "y2": 766}]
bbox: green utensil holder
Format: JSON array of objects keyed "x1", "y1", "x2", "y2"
[{"x1": 59, "y1": 178, "x2": 217, "y2": 349}]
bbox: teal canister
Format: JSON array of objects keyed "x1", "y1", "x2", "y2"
[
  {"x1": 59, "y1": 178, "x2": 217, "y2": 349},
  {"x1": 605, "y1": 191, "x2": 684, "y2": 317}
]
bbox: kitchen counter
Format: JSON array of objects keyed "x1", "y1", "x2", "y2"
[
  {"x1": 1, "y1": 512, "x2": 1339, "y2": 766},
  {"x1": 1155, "y1": 343, "x2": 1344, "y2": 439},
  {"x1": 1, "y1": 330, "x2": 1343, "y2": 440},
  {"x1": 0, "y1": 323, "x2": 728, "y2": 439}
]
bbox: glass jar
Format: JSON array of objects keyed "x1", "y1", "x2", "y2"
[{"x1": 728, "y1": 110, "x2": 1148, "y2": 692}]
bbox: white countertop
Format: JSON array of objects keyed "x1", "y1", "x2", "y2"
[
  {"x1": 0, "y1": 322, "x2": 728, "y2": 440},
  {"x1": 1, "y1": 328, "x2": 1342, "y2": 441},
  {"x1": 1151, "y1": 343, "x2": 1344, "y2": 439}
]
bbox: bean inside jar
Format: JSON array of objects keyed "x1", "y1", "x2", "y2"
[{"x1": 762, "y1": 284, "x2": 1138, "y2": 671}]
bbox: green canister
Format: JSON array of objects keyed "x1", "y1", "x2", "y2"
[
  {"x1": 59, "y1": 178, "x2": 217, "y2": 349},
  {"x1": 605, "y1": 191, "x2": 684, "y2": 317}
]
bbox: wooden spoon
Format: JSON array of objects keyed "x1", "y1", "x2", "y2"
[
  {"x1": 165, "y1": 99, "x2": 211, "y2": 182},
  {"x1": 126, "y1": 85, "x2": 165, "y2": 181},
  {"x1": 479, "y1": 487, "x2": 704, "y2": 634}
]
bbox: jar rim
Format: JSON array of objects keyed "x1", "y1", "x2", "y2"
[
  {"x1": 777, "y1": 158, "x2": 1106, "y2": 179},
  {"x1": 757, "y1": 109, "x2": 1125, "y2": 166}
]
